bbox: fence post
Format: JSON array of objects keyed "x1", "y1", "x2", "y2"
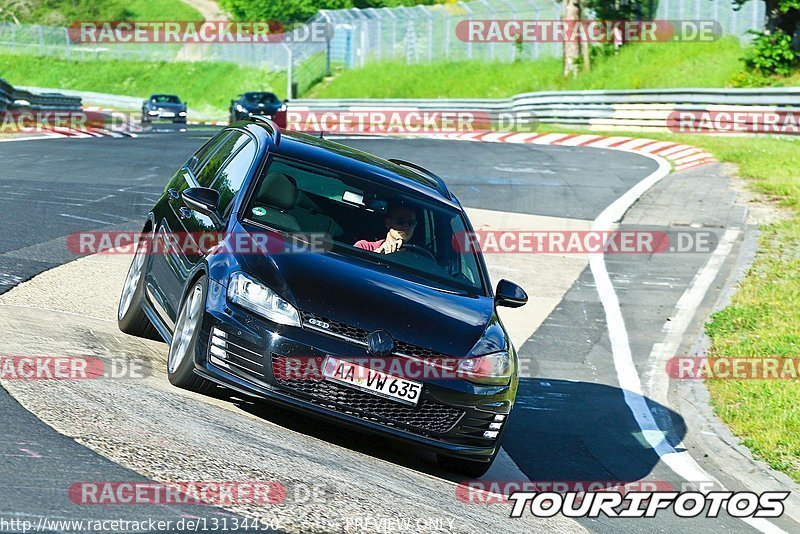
[
  {"x1": 500, "y1": 0, "x2": 517, "y2": 62},
  {"x1": 480, "y1": 0, "x2": 495, "y2": 61},
  {"x1": 381, "y1": 7, "x2": 398, "y2": 60},
  {"x1": 416, "y1": 5, "x2": 434, "y2": 62},
  {"x1": 440, "y1": 5, "x2": 450, "y2": 61},
  {"x1": 64, "y1": 27, "x2": 70, "y2": 60},
  {"x1": 528, "y1": 0, "x2": 540, "y2": 59},
  {"x1": 282, "y1": 43, "x2": 293, "y2": 100},
  {"x1": 458, "y1": 2, "x2": 473, "y2": 59}
]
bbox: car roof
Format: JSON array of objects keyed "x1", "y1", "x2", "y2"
[
  {"x1": 241, "y1": 122, "x2": 458, "y2": 208},
  {"x1": 150, "y1": 94, "x2": 180, "y2": 98},
  {"x1": 243, "y1": 91, "x2": 278, "y2": 97}
]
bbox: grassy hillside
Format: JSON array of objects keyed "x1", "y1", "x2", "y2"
[
  {"x1": 309, "y1": 38, "x2": 766, "y2": 98},
  {"x1": 1, "y1": 0, "x2": 203, "y2": 25},
  {"x1": 0, "y1": 53, "x2": 284, "y2": 115}
]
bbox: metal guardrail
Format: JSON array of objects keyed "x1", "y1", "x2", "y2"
[
  {"x1": 293, "y1": 87, "x2": 800, "y2": 131},
  {"x1": 0, "y1": 77, "x2": 82, "y2": 111}
]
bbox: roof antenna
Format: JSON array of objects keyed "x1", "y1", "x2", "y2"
[{"x1": 318, "y1": 131, "x2": 325, "y2": 139}]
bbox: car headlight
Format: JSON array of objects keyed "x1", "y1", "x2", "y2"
[
  {"x1": 278, "y1": 104, "x2": 287, "y2": 112},
  {"x1": 236, "y1": 104, "x2": 246, "y2": 112},
  {"x1": 227, "y1": 272, "x2": 300, "y2": 326},
  {"x1": 179, "y1": 111, "x2": 186, "y2": 116},
  {"x1": 457, "y1": 351, "x2": 511, "y2": 385}
]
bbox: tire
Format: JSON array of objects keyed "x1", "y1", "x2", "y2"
[
  {"x1": 167, "y1": 275, "x2": 215, "y2": 394},
  {"x1": 118, "y1": 233, "x2": 159, "y2": 340},
  {"x1": 141, "y1": 113, "x2": 150, "y2": 124},
  {"x1": 437, "y1": 453, "x2": 494, "y2": 478}
]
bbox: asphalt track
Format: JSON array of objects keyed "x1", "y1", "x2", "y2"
[{"x1": 0, "y1": 125, "x2": 798, "y2": 533}]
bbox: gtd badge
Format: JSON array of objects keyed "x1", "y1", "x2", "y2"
[
  {"x1": 308, "y1": 318, "x2": 330, "y2": 330},
  {"x1": 367, "y1": 330, "x2": 394, "y2": 356}
]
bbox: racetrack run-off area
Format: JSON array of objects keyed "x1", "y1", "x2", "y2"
[{"x1": 0, "y1": 126, "x2": 798, "y2": 533}]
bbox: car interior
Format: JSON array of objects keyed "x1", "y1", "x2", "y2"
[{"x1": 244, "y1": 157, "x2": 484, "y2": 292}]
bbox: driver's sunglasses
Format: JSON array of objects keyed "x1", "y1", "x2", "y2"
[{"x1": 389, "y1": 216, "x2": 417, "y2": 228}]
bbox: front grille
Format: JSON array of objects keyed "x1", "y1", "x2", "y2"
[
  {"x1": 302, "y1": 312, "x2": 369, "y2": 344},
  {"x1": 208, "y1": 328, "x2": 267, "y2": 384},
  {"x1": 271, "y1": 356, "x2": 464, "y2": 434},
  {"x1": 301, "y1": 312, "x2": 453, "y2": 359}
]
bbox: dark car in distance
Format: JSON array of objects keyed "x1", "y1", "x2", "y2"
[
  {"x1": 117, "y1": 118, "x2": 528, "y2": 476},
  {"x1": 229, "y1": 92, "x2": 287, "y2": 126},
  {"x1": 142, "y1": 94, "x2": 187, "y2": 123}
]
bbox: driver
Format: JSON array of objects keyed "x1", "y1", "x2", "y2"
[{"x1": 354, "y1": 203, "x2": 417, "y2": 254}]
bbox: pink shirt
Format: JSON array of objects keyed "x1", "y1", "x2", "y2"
[{"x1": 354, "y1": 239, "x2": 385, "y2": 251}]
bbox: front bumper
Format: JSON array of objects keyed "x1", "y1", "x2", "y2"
[
  {"x1": 146, "y1": 110, "x2": 186, "y2": 120},
  {"x1": 195, "y1": 280, "x2": 516, "y2": 460}
]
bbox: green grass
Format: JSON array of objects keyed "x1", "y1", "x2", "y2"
[
  {"x1": 309, "y1": 38, "x2": 748, "y2": 98},
  {"x1": 8, "y1": 0, "x2": 203, "y2": 25},
  {"x1": 0, "y1": 53, "x2": 285, "y2": 116}
]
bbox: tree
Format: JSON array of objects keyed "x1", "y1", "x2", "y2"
[
  {"x1": 561, "y1": 0, "x2": 582, "y2": 76},
  {"x1": 736, "y1": 0, "x2": 799, "y2": 39}
]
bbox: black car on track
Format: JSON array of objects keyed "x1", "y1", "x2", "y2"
[
  {"x1": 117, "y1": 118, "x2": 527, "y2": 476},
  {"x1": 142, "y1": 94, "x2": 187, "y2": 123},
  {"x1": 229, "y1": 92, "x2": 287, "y2": 125}
]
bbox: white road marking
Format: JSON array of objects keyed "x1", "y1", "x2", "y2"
[
  {"x1": 589, "y1": 152, "x2": 786, "y2": 534},
  {"x1": 59, "y1": 213, "x2": 112, "y2": 225}
]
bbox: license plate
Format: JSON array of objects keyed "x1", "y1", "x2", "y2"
[
  {"x1": 323, "y1": 357, "x2": 422, "y2": 406},
  {"x1": 162, "y1": 112, "x2": 175, "y2": 117}
]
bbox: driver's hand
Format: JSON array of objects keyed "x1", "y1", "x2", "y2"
[{"x1": 376, "y1": 229, "x2": 403, "y2": 254}]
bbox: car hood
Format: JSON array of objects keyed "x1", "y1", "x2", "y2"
[
  {"x1": 242, "y1": 102, "x2": 281, "y2": 112},
  {"x1": 152, "y1": 102, "x2": 185, "y2": 110},
  {"x1": 236, "y1": 227, "x2": 494, "y2": 358}
]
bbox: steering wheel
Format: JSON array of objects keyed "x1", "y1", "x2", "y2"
[{"x1": 398, "y1": 243, "x2": 436, "y2": 261}]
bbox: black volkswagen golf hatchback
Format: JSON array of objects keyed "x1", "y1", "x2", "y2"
[{"x1": 118, "y1": 119, "x2": 528, "y2": 476}]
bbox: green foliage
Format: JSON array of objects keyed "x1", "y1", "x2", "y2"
[
  {"x1": 0, "y1": 53, "x2": 284, "y2": 115},
  {"x1": 219, "y1": 0, "x2": 440, "y2": 25},
  {"x1": 0, "y1": 0, "x2": 203, "y2": 25},
  {"x1": 310, "y1": 39, "x2": 745, "y2": 98},
  {"x1": 743, "y1": 30, "x2": 800, "y2": 76}
]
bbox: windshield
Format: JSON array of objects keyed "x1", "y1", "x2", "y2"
[
  {"x1": 152, "y1": 95, "x2": 181, "y2": 104},
  {"x1": 243, "y1": 156, "x2": 487, "y2": 295},
  {"x1": 244, "y1": 92, "x2": 280, "y2": 104}
]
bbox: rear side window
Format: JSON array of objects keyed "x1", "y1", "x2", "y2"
[
  {"x1": 188, "y1": 132, "x2": 231, "y2": 173},
  {"x1": 194, "y1": 131, "x2": 250, "y2": 187}
]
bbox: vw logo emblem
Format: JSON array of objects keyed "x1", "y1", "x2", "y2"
[{"x1": 367, "y1": 330, "x2": 394, "y2": 356}]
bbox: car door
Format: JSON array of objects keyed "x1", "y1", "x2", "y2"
[
  {"x1": 146, "y1": 130, "x2": 234, "y2": 328},
  {"x1": 161, "y1": 130, "x2": 257, "y2": 327}
]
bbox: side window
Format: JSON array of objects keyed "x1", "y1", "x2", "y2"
[
  {"x1": 194, "y1": 132, "x2": 249, "y2": 187},
  {"x1": 211, "y1": 139, "x2": 257, "y2": 217},
  {"x1": 187, "y1": 132, "x2": 231, "y2": 173}
]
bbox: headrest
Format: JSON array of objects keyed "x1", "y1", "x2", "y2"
[{"x1": 258, "y1": 172, "x2": 297, "y2": 211}]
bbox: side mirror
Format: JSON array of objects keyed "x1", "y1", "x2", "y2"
[
  {"x1": 283, "y1": 99, "x2": 290, "y2": 104},
  {"x1": 182, "y1": 187, "x2": 222, "y2": 227},
  {"x1": 495, "y1": 279, "x2": 527, "y2": 308}
]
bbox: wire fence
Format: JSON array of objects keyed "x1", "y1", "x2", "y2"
[{"x1": 0, "y1": 0, "x2": 767, "y2": 98}]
